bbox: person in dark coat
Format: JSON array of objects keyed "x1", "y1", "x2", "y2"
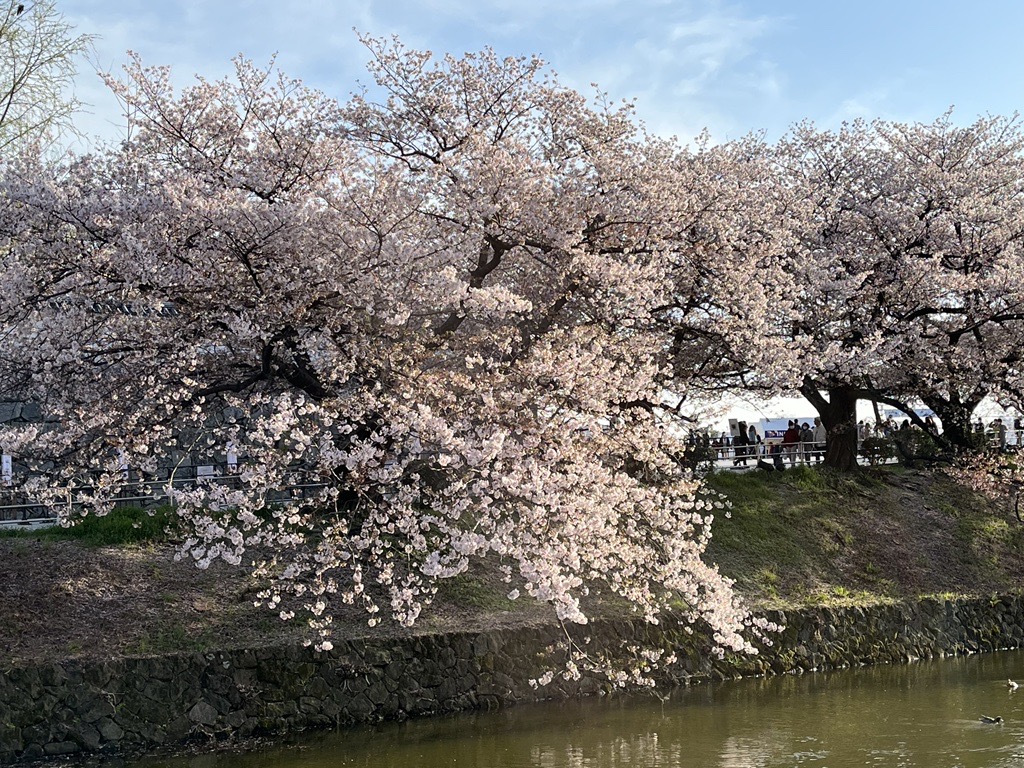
[{"x1": 732, "y1": 422, "x2": 749, "y2": 466}]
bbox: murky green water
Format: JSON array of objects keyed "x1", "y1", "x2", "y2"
[{"x1": 138, "y1": 651, "x2": 1024, "y2": 768}]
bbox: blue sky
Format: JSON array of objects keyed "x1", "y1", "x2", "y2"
[{"x1": 61, "y1": 0, "x2": 1024, "y2": 149}]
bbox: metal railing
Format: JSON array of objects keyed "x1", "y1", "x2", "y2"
[{"x1": 0, "y1": 470, "x2": 329, "y2": 527}]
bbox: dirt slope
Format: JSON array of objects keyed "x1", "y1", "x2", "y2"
[{"x1": 3, "y1": 467, "x2": 1022, "y2": 664}]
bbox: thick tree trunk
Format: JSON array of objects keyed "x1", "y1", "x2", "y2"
[
  {"x1": 922, "y1": 393, "x2": 984, "y2": 454},
  {"x1": 821, "y1": 387, "x2": 859, "y2": 470},
  {"x1": 800, "y1": 381, "x2": 860, "y2": 471}
]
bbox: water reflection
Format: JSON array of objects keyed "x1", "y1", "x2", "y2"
[{"x1": 141, "y1": 651, "x2": 1024, "y2": 768}]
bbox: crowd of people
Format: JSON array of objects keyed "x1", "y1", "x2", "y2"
[
  {"x1": 856, "y1": 415, "x2": 1024, "y2": 450},
  {"x1": 686, "y1": 418, "x2": 828, "y2": 470},
  {"x1": 685, "y1": 413, "x2": 1024, "y2": 472}
]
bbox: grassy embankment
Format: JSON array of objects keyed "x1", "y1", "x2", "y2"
[
  {"x1": 705, "y1": 464, "x2": 1024, "y2": 608},
  {"x1": 2, "y1": 464, "x2": 1023, "y2": 662}
]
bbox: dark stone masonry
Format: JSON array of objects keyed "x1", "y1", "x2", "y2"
[{"x1": 2, "y1": 594, "x2": 1024, "y2": 762}]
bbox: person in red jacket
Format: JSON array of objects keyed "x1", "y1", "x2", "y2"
[{"x1": 782, "y1": 420, "x2": 801, "y2": 465}]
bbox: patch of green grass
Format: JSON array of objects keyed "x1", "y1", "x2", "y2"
[
  {"x1": 938, "y1": 502, "x2": 959, "y2": 517},
  {"x1": 755, "y1": 568, "x2": 780, "y2": 598},
  {"x1": 817, "y1": 518, "x2": 853, "y2": 554},
  {"x1": 801, "y1": 584, "x2": 894, "y2": 606},
  {"x1": 705, "y1": 471, "x2": 828, "y2": 597},
  {"x1": 706, "y1": 464, "x2": 1024, "y2": 607},
  {"x1": 34, "y1": 506, "x2": 175, "y2": 546},
  {"x1": 925, "y1": 591, "x2": 962, "y2": 602},
  {"x1": 955, "y1": 509, "x2": 1018, "y2": 551},
  {"x1": 784, "y1": 464, "x2": 830, "y2": 492},
  {"x1": 435, "y1": 573, "x2": 521, "y2": 611},
  {"x1": 707, "y1": 466, "x2": 933, "y2": 603},
  {"x1": 126, "y1": 625, "x2": 211, "y2": 656},
  {"x1": 872, "y1": 578, "x2": 898, "y2": 595}
]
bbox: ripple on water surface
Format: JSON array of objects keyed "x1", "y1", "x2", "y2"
[{"x1": 135, "y1": 651, "x2": 1024, "y2": 768}]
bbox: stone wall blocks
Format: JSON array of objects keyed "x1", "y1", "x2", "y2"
[
  {"x1": 17, "y1": 743, "x2": 43, "y2": 761},
  {"x1": 343, "y1": 693, "x2": 374, "y2": 719},
  {"x1": 9, "y1": 667, "x2": 40, "y2": 696},
  {"x1": 417, "y1": 670, "x2": 446, "y2": 688},
  {"x1": 230, "y1": 667, "x2": 260, "y2": 692},
  {"x1": 164, "y1": 715, "x2": 193, "y2": 743},
  {"x1": 203, "y1": 691, "x2": 234, "y2": 715},
  {"x1": 80, "y1": 663, "x2": 117, "y2": 692},
  {"x1": 302, "y1": 677, "x2": 333, "y2": 700},
  {"x1": 393, "y1": 690, "x2": 418, "y2": 714},
  {"x1": 187, "y1": 701, "x2": 219, "y2": 727},
  {"x1": 80, "y1": 697, "x2": 116, "y2": 723},
  {"x1": 129, "y1": 657, "x2": 167, "y2": 684},
  {"x1": 134, "y1": 720, "x2": 168, "y2": 745},
  {"x1": 364, "y1": 684, "x2": 387, "y2": 708},
  {"x1": 139, "y1": 679, "x2": 176, "y2": 705},
  {"x1": 319, "y1": 697, "x2": 342, "y2": 720},
  {"x1": 472, "y1": 634, "x2": 494, "y2": 657},
  {"x1": 436, "y1": 647, "x2": 457, "y2": 669},
  {"x1": 95, "y1": 717, "x2": 123, "y2": 742},
  {"x1": 125, "y1": 695, "x2": 175, "y2": 726},
  {"x1": 442, "y1": 692, "x2": 474, "y2": 712},
  {"x1": 237, "y1": 717, "x2": 260, "y2": 738},
  {"x1": 297, "y1": 696, "x2": 321, "y2": 714},
  {"x1": 202, "y1": 670, "x2": 238, "y2": 698},
  {"x1": 19, "y1": 723, "x2": 50, "y2": 747},
  {"x1": 305, "y1": 713, "x2": 335, "y2": 729},
  {"x1": 255, "y1": 647, "x2": 278, "y2": 664},
  {"x1": 42, "y1": 740, "x2": 79, "y2": 756},
  {"x1": 232, "y1": 650, "x2": 259, "y2": 669},
  {"x1": 0, "y1": 726, "x2": 18, "y2": 757},
  {"x1": 67, "y1": 723, "x2": 102, "y2": 751},
  {"x1": 8, "y1": 595, "x2": 1024, "y2": 763},
  {"x1": 346, "y1": 639, "x2": 372, "y2": 659}
]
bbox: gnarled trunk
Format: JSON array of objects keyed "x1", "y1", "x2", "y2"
[
  {"x1": 922, "y1": 392, "x2": 985, "y2": 454},
  {"x1": 801, "y1": 381, "x2": 859, "y2": 471}
]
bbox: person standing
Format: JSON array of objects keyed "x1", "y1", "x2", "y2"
[
  {"x1": 747, "y1": 423, "x2": 762, "y2": 459},
  {"x1": 813, "y1": 417, "x2": 827, "y2": 463},
  {"x1": 782, "y1": 420, "x2": 801, "y2": 465},
  {"x1": 733, "y1": 421, "x2": 749, "y2": 467},
  {"x1": 799, "y1": 422, "x2": 814, "y2": 464},
  {"x1": 995, "y1": 418, "x2": 1008, "y2": 450}
]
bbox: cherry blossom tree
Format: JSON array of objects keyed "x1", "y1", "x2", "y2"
[
  {"x1": 653, "y1": 132, "x2": 803, "y2": 406},
  {"x1": 872, "y1": 115, "x2": 1024, "y2": 450},
  {"x1": 772, "y1": 114, "x2": 1024, "y2": 468},
  {"x1": 0, "y1": 39, "x2": 779, "y2": 661},
  {"x1": 759, "y1": 120, "x2": 895, "y2": 469}
]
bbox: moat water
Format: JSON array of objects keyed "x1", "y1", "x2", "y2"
[{"x1": 138, "y1": 650, "x2": 1024, "y2": 768}]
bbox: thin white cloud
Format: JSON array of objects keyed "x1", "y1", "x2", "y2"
[
  {"x1": 56, "y1": 0, "x2": 1020, "y2": 152},
  {"x1": 550, "y1": 2, "x2": 778, "y2": 140}
]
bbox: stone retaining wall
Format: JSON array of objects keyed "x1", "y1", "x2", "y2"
[{"x1": 2, "y1": 594, "x2": 1024, "y2": 763}]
